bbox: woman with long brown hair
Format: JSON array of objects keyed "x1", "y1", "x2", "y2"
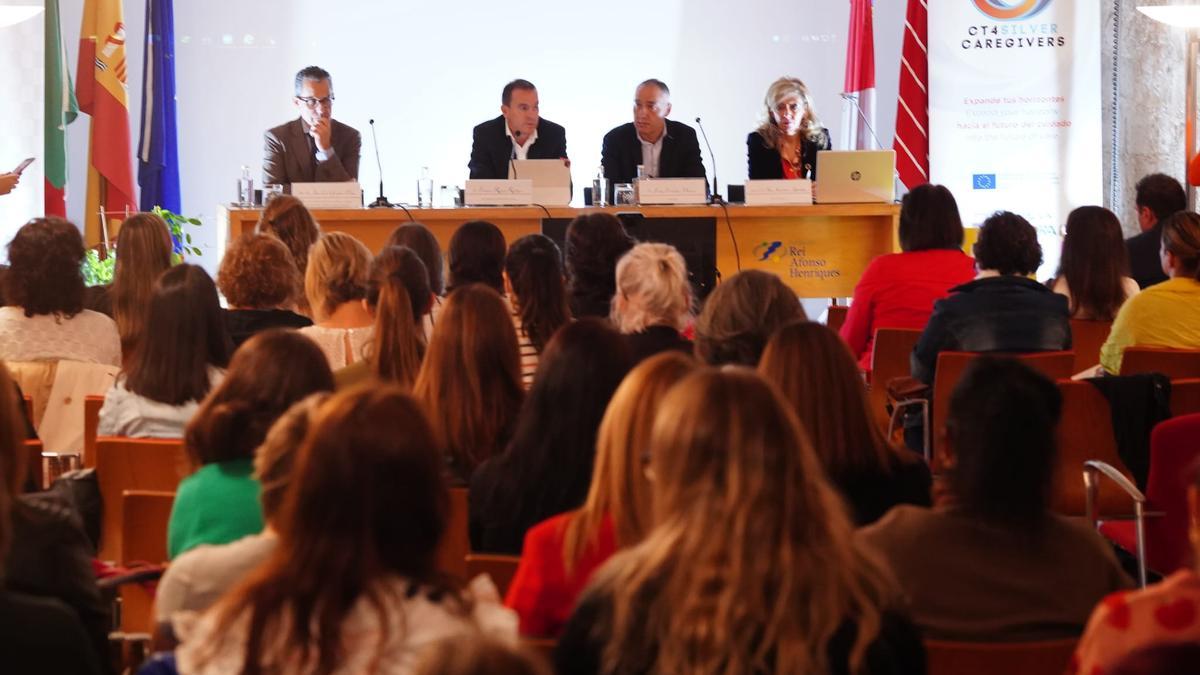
[
  {"x1": 86, "y1": 212, "x2": 174, "y2": 358},
  {"x1": 256, "y1": 195, "x2": 320, "y2": 314},
  {"x1": 504, "y1": 234, "x2": 571, "y2": 387},
  {"x1": 693, "y1": 269, "x2": 804, "y2": 366},
  {"x1": 555, "y1": 369, "x2": 923, "y2": 674},
  {"x1": 176, "y1": 386, "x2": 516, "y2": 675},
  {"x1": 759, "y1": 322, "x2": 930, "y2": 525},
  {"x1": 1048, "y1": 206, "x2": 1139, "y2": 321},
  {"x1": 413, "y1": 284, "x2": 523, "y2": 482}
]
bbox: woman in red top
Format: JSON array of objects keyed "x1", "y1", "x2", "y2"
[
  {"x1": 840, "y1": 183, "x2": 976, "y2": 372},
  {"x1": 504, "y1": 352, "x2": 696, "y2": 637}
]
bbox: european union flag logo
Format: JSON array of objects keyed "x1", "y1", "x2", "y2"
[{"x1": 973, "y1": 174, "x2": 996, "y2": 190}]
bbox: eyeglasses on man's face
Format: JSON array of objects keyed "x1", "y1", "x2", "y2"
[{"x1": 296, "y1": 95, "x2": 334, "y2": 109}]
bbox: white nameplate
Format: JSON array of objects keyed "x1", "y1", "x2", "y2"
[
  {"x1": 464, "y1": 179, "x2": 534, "y2": 206},
  {"x1": 744, "y1": 179, "x2": 814, "y2": 205},
  {"x1": 636, "y1": 178, "x2": 708, "y2": 205},
  {"x1": 290, "y1": 182, "x2": 363, "y2": 209}
]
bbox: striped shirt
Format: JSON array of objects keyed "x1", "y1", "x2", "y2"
[{"x1": 511, "y1": 307, "x2": 540, "y2": 388}]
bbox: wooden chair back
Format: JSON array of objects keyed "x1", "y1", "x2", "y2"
[
  {"x1": 436, "y1": 487, "x2": 469, "y2": 580},
  {"x1": 925, "y1": 639, "x2": 1076, "y2": 675},
  {"x1": 1171, "y1": 378, "x2": 1200, "y2": 417},
  {"x1": 1120, "y1": 347, "x2": 1200, "y2": 378},
  {"x1": 1054, "y1": 381, "x2": 1136, "y2": 517},
  {"x1": 121, "y1": 490, "x2": 175, "y2": 565},
  {"x1": 1068, "y1": 319, "x2": 1111, "y2": 374},
  {"x1": 21, "y1": 394, "x2": 33, "y2": 427},
  {"x1": 465, "y1": 553, "x2": 520, "y2": 597},
  {"x1": 826, "y1": 305, "x2": 849, "y2": 333},
  {"x1": 95, "y1": 438, "x2": 187, "y2": 562},
  {"x1": 23, "y1": 439, "x2": 43, "y2": 491},
  {"x1": 868, "y1": 328, "x2": 923, "y2": 431},
  {"x1": 83, "y1": 394, "x2": 104, "y2": 468}
]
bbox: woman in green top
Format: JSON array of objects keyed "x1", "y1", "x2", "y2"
[{"x1": 168, "y1": 329, "x2": 334, "y2": 559}]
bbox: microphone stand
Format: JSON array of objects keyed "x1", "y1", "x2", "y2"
[
  {"x1": 840, "y1": 92, "x2": 903, "y2": 196},
  {"x1": 368, "y1": 118, "x2": 393, "y2": 208},
  {"x1": 694, "y1": 117, "x2": 723, "y2": 204}
]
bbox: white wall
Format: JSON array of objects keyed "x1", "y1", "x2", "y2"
[{"x1": 0, "y1": 1, "x2": 45, "y2": 250}]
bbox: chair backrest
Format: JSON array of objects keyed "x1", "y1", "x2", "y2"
[
  {"x1": 932, "y1": 351, "x2": 1075, "y2": 470},
  {"x1": 925, "y1": 639, "x2": 1076, "y2": 675},
  {"x1": 95, "y1": 438, "x2": 187, "y2": 562},
  {"x1": 21, "y1": 394, "x2": 33, "y2": 426},
  {"x1": 826, "y1": 305, "x2": 849, "y2": 333},
  {"x1": 6, "y1": 359, "x2": 57, "y2": 428},
  {"x1": 23, "y1": 439, "x2": 43, "y2": 491},
  {"x1": 1170, "y1": 378, "x2": 1200, "y2": 418},
  {"x1": 121, "y1": 490, "x2": 175, "y2": 565},
  {"x1": 1142, "y1": 413, "x2": 1200, "y2": 574},
  {"x1": 83, "y1": 394, "x2": 104, "y2": 468},
  {"x1": 1120, "y1": 347, "x2": 1200, "y2": 378},
  {"x1": 1054, "y1": 381, "x2": 1136, "y2": 517},
  {"x1": 435, "y1": 487, "x2": 469, "y2": 580},
  {"x1": 868, "y1": 328, "x2": 924, "y2": 430},
  {"x1": 1068, "y1": 319, "x2": 1112, "y2": 374},
  {"x1": 465, "y1": 553, "x2": 521, "y2": 597}
]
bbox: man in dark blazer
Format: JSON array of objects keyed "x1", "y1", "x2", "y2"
[
  {"x1": 601, "y1": 79, "x2": 707, "y2": 197},
  {"x1": 468, "y1": 79, "x2": 568, "y2": 180},
  {"x1": 1127, "y1": 173, "x2": 1186, "y2": 289},
  {"x1": 262, "y1": 66, "x2": 361, "y2": 187}
]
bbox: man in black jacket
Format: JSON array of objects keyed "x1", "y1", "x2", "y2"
[
  {"x1": 1126, "y1": 173, "x2": 1186, "y2": 289},
  {"x1": 468, "y1": 79, "x2": 568, "y2": 180},
  {"x1": 601, "y1": 79, "x2": 707, "y2": 197}
]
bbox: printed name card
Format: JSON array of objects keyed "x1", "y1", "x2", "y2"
[
  {"x1": 636, "y1": 178, "x2": 708, "y2": 205},
  {"x1": 744, "y1": 179, "x2": 814, "y2": 205},
  {"x1": 464, "y1": 179, "x2": 535, "y2": 206},
  {"x1": 290, "y1": 182, "x2": 363, "y2": 209}
]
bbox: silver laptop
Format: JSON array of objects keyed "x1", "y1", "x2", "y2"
[
  {"x1": 814, "y1": 150, "x2": 896, "y2": 204},
  {"x1": 508, "y1": 159, "x2": 571, "y2": 206}
]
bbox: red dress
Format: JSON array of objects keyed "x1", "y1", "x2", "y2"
[
  {"x1": 504, "y1": 512, "x2": 617, "y2": 638},
  {"x1": 839, "y1": 249, "x2": 977, "y2": 371}
]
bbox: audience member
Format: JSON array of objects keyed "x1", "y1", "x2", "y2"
[
  {"x1": 858, "y1": 357, "x2": 1131, "y2": 640},
  {"x1": 1108, "y1": 644, "x2": 1200, "y2": 675},
  {"x1": 471, "y1": 319, "x2": 632, "y2": 554},
  {"x1": 1047, "y1": 206, "x2": 1139, "y2": 321},
  {"x1": 299, "y1": 232, "x2": 375, "y2": 369},
  {"x1": 611, "y1": 242, "x2": 693, "y2": 363},
  {"x1": 0, "y1": 217, "x2": 120, "y2": 367},
  {"x1": 217, "y1": 233, "x2": 312, "y2": 348},
  {"x1": 447, "y1": 220, "x2": 506, "y2": 294},
  {"x1": 505, "y1": 234, "x2": 571, "y2": 387},
  {"x1": 168, "y1": 329, "x2": 334, "y2": 559},
  {"x1": 387, "y1": 222, "x2": 445, "y2": 297},
  {"x1": 337, "y1": 245, "x2": 432, "y2": 389},
  {"x1": 1126, "y1": 173, "x2": 1186, "y2": 289},
  {"x1": 255, "y1": 195, "x2": 321, "y2": 314},
  {"x1": 555, "y1": 368, "x2": 924, "y2": 674},
  {"x1": 98, "y1": 265, "x2": 232, "y2": 438},
  {"x1": 840, "y1": 184, "x2": 975, "y2": 371},
  {"x1": 759, "y1": 322, "x2": 931, "y2": 525},
  {"x1": 1100, "y1": 210, "x2": 1200, "y2": 374},
  {"x1": 414, "y1": 635, "x2": 549, "y2": 675},
  {"x1": 85, "y1": 212, "x2": 174, "y2": 358},
  {"x1": 505, "y1": 352, "x2": 695, "y2": 638},
  {"x1": 693, "y1": 269, "x2": 804, "y2": 366},
  {"x1": 910, "y1": 211, "x2": 1070, "y2": 384},
  {"x1": 175, "y1": 386, "x2": 517, "y2": 674},
  {"x1": 565, "y1": 213, "x2": 634, "y2": 319},
  {"x1": 414, "y1": 284, "x2": 523, "y2": 482}
]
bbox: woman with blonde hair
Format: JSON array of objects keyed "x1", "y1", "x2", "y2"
[
  {"x1": 747, "y1": 76, "x2": 831, "y2": 180},
  {"x1": 85, "y1": 212, "x2": 174, "y2": 358},
  {"x1": 255, "y1": 195, "x2": 320, "y2": 314},
  {"x1": 298, "y1": 232, "x2": 375, "y2": 369},
  {"x1": 555, "y1": 368, "x2": 923, "y2": 674},
  {"x1": 611, "y1": 242, "x2": 693, "y2": 363},
  {"x1": 504, "y1": 352, "x2": 695, "y2": 638}
]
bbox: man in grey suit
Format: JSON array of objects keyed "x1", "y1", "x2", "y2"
[{"x1": 263, "y1": 66, "x2": 361, "y2": 187}]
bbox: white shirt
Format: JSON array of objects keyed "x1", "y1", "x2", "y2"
[
  {"x1": 298, "y1": 324, "x2": 374, "y2": 370},
  {"x1": 504, "y1": 123, "x2": 538, "y2": 162},
  {"x1": 0, "y1": 306, "x2": 121, "y2": 366},
  {"x1": 639, "y1": 130, "x2": 665, "y2": 178},
  {"x1": 97, "y1": 368, "x2": 225, "y2": 438}
]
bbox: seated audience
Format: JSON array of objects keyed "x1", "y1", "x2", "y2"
[
  {"x1": 168, "y1": 329, "x2": 334, "y2": 559},
  {"x1": 910, "y1": 211, "x2": 1070, "y2": 384},
  {"x1": 565, "y1": 213, "x2": 635, "y2": 319},
  {"x1": 336, "y1": 245, "x2": 433, "y2": 389},
  {"x1": 217, "y1": 233, "x2": 312, "y2": 348},
  {"x1": 505, "y1": 352, "x2": 695, "y2": 638},
  {"x1": 471, "y1": 319, "x2": 632, "y2": 554},
  {"x1": 611, "y1": 242, "x2": 693, "y2": 364},
  {"x1": 447, "y1": 220, "x2": 507, "y2": 295},
  {"x1": 84, "y1": 211, "x2": 174, "y2": 358},
  {"x1": 98, "y1": 265, "x2": 231, "y2": 438},
  {"x1": 555, "y1": 368, "x2": 924, "y2": 674},
  {"x1": 858, "y1": 357, "x2": 1131, "y2": 640},
  {"x1": 414, "y1": 284, "x2": 523, "y2": 482},
  {"x1": 0, "y1": 217, "x2": 120, "y2": 367},
  {"x1": 298, "y1": 232, "x2": 375, "y2": 369},
  {"x1": 505, "y1": 234, "x2": 571, "y2": 387},
  {"x1": 840, "y1": 184, "x2": 975, "y2": 371},
  {"x1": 255, "y1": 195, "x2": 321, "y2": 315},
  {"x1": 175, "y1": 386, "x2": 517, "y2": 674},
  {"x1": 415, "y1": 635, "x2": 549, "y2": 675},
  {"x1": 1100, "y1": 210, "x2": 1200, "y2": 374},
  {"x1": 693, "y1": 269, "x2": 805, "y2": 366},
  {"x1": 387, "y1": 222, "x2": 446, "y2": 339},
  {"x1": 1047, "y1": 206, "x2": 1139, "y2": 320},
  {"x1": 759, "y1": 322, "x2": 931, "y2": 525},
  {"x1": 1126, "y1": 173, "x2": 1186, "y2": 289}
]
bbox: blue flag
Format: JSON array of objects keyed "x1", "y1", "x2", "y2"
[{"x1": 137, "y1": 0, "x2": 180, "y2": 212}]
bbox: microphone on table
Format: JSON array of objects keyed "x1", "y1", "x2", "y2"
[
  {"x1": 509, "y1": 129, "x2": 521, "y2": 179},
  {"x1": 694, "y1": 116, "x2": 722, "y2": 204},
  {"x1": 367, "y1": 118, "x2": 393, "y2": 208}
]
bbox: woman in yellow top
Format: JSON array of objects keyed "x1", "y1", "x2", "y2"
[{"x1": 1100, "y1": 211, "x2": 1200, "y2": 374}]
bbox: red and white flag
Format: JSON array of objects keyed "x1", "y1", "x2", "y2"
[
  {"x1": 894, "y1": 0, "x2": 929, "y2": 189},
  {"x1": 842, "y1": 0, "x2": 876, "y2": 150}
]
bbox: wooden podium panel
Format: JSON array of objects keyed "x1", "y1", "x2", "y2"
[{"x1": 218, "y1": 203, "x2": 899, "y2": 298}]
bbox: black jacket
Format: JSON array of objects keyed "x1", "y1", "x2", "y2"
[
  {"x1": 1126, "y1": 223, "x2": 1169, "y2": 289},
  {"x1": 624, "y1": 325, "x2": 692, "y2": 365},
  {"x1": 746, "y1": 128, "x2": 831, "y2": 181},
  {"x1": 910, "y1": 275, "x2": 1072, "y2": 384},
  {"x1": 601, "y1": 120, "x2": 706, "y2": 192},
  {"x1": 222, "y1": 308, "x2": 312, "y2": 349},
  {"x1": 468, "y1": 115, "x2": 568, "y2": 180}
]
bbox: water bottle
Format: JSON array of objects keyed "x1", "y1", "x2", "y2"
[
  {"x1": 417, "y1": 166, "x2": 434, "y2": 208},
  {"x1": 636, "y1": 164, "x2": 646, "y2": 180},
  {"x1": 592, "y1": 167, "x2": 608, "y2": 207},
  {"x1": 237, "y1": 166, "x2": 254, "y2": 207}
]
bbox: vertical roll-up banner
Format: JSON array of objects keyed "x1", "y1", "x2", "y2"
[{"x1": 929, "y1": 0, "x2": 1102, "y2": 272}]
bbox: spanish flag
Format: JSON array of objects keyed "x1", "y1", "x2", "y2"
[{"x1": 77, "y1": 0, "x2": 137, "y2": 245}]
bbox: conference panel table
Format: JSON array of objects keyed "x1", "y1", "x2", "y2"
[{"x1": 218, "y1": 203, "x2": 900, "y2": 298}]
